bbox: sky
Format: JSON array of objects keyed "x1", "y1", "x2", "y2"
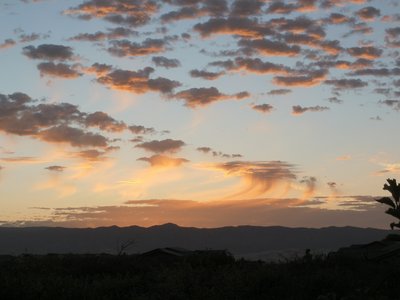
[{"x1": 0, "y1": 0, "x2": 399, "y2": 228}]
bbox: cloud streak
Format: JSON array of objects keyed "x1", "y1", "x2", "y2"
[
  {"x1": 213, "y1": 160, "x2": 297, "y2": 198},
  {"x1": 292, "y1": 105, "x2": 329, "y2": 115}
]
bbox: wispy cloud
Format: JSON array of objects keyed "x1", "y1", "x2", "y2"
[
  {"x1": 45, "y1": 165, "x2": 66, "y2": 172},
  {"x1": 69, "y1": 27, "x2": 137, "y2": 42},
  {"x1": 292, "y1": 105, "x2": 329, "y2": 115},
  {"x1": 212, "y1": 160, "x2": 297, "y2": 198},
  {"x1": 379, "y1": 100, "x2": 400, "y2": 111}
]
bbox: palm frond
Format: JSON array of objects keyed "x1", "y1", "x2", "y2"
[
  {"x1": 376, "y1": 196, "x2": 396, "y2": 208},
  {"x1": 386, "y1": 208, "x2": 400, "y2": 220}
]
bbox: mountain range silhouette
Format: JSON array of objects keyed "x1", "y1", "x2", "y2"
[{"x1": 0, "y1": 223, "x2": 391, "y2": 259}]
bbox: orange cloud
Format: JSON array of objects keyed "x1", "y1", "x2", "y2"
[
  {"x1": 15, "y1": 196, "x2": 387, "y2": 228},
  {"x1": 239, "y1": 39, "x2": 301, "y2": 57},
  {"x1": 273, "y1": 70, "x2": 326, "y2": 87},
  {"x1": 193, "y1": 17, "x2": 272, "y2": 38},
  {"x1": 0, "y1": 39, "x2": 16, "y2": 50},
  {"x1": 336, "y1": 155, "x2": 352, "y2": 161},
  {"x1": 347, "y1": 46, "x2": 382, "y2": 59},
  {"x1": 266, "y1": 0, "x2": 317, "y2": 14},
  {"x1": 213, "y1": 161, "x2": 297, "y2": 199},
  {"x1": 325, "y1": 13, "x2": 351, "y2": 24},
  {"x1": 97, "y1": 68, "x2": 181, "y2": 94},
  {"x1": 374, "y1": 163, "x2": 400, "y2": 176},
  {"x1": 34, "y1": 179, "x2": 77, "y2": 198},
  {"x1": 322, "y1": 0, "x2": 367, "y2": 8},
  {"x1": 356, "y1": 6, "x2": 380, "y2": 21},
  {"x1": 0, "y1": 156, "x2": 39, "y2": 163},
  {"x1": 137, "y1": 155, "x2": 189, "y2": 168},
  {"x1": 299, "y1": 176, "x2": 317, "y2": 198},
  {"x1": 233, "y1": 57, "x2": 289, "y2": 75},
  {"x1": 108, "y1": 39, "x2": 166, "y2": 57},
  {"x1": 64, "y1": 0, "x2": 158, "y2": 27},
  {"x1": 79, "y1": 63, "x2": 113, "y2": 76}
]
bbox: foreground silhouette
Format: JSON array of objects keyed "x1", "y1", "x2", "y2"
[
  {"x1": 376, "y1": 178, "x2": 400, "y2": 229},
  {"x1": 0, "y1": 251, "x2": 399, "y2": 299}
]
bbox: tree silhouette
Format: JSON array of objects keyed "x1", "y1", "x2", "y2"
[
  {"x1": 376, "y1": 178, "x2": 400, "y2": 229},
  {"x1": 116, "y1": 239, "x2": 135, "y2": 255}
]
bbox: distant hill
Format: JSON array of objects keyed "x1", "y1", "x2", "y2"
[{"x1": 0, "y1": 223, "x2": 392, "y2": 259}]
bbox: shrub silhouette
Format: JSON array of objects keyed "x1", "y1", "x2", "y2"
[{"x1": 376, "y1": 178, "x2": 400, "y2": 229}]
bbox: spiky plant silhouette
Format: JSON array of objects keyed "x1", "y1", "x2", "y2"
[{"x1": 376, "y1": 178, "x2": 400, "y2": 229}]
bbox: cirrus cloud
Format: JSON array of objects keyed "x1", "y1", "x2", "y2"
[{"x1": 214, "y1": 160, "x2": 297, "y2": 198}]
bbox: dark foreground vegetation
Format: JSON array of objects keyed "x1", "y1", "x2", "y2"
[{"x1": 0, "y1": 251, "x2": 399, "y2": 300}]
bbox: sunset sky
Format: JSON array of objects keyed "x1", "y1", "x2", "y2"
[{"x1": 0, "y1": 0, "x2": 399, "y2": 228}]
